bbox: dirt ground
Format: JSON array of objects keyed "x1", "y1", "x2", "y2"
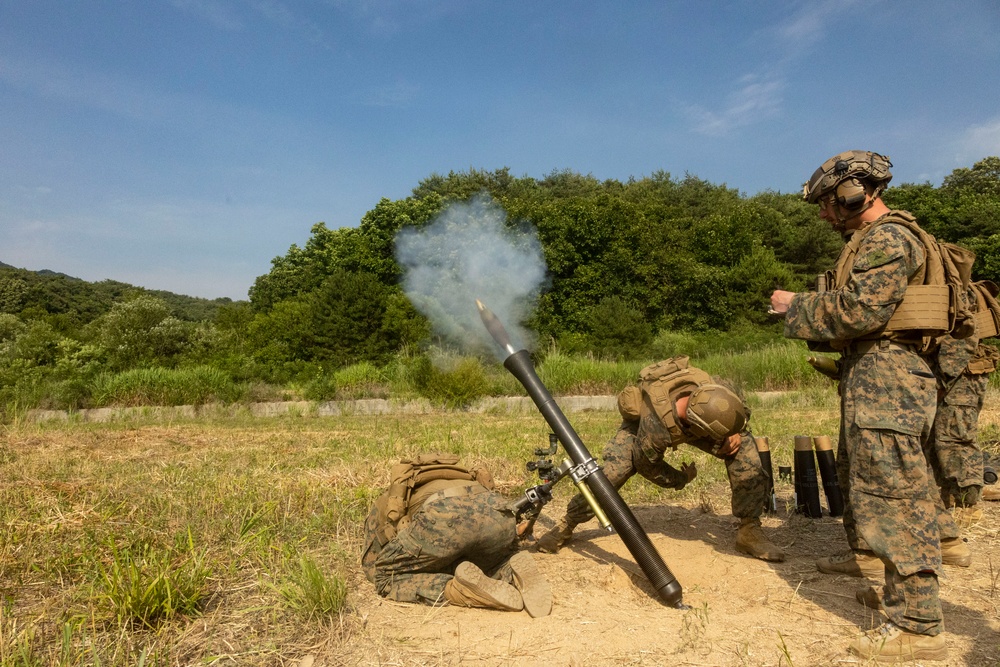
[{"x1": 317, "y1": 487, "x2": 999, "y2": 667}]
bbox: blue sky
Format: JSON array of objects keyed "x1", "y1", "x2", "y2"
[{"x1": 2, "y1": 1, "x2": 999, "y2": 301}]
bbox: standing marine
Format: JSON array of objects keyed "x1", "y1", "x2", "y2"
[
  {"x1": 770, "y1": 150, "x2": 959, "y2": 662},
  {"x1": 536, "y1": 355, "x2": 784, "y2": 563}
]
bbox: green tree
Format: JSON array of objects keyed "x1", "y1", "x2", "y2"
[{"x1": 87, "y1": 295, "x2": 193, "y2": 369}]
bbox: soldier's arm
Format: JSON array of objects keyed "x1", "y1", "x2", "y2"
[{"x1": 784, "y1": 224, "x2": 923, "y2": 342}]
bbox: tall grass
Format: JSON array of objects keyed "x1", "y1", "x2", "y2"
[{"x1": 90, "y1": 366, "x2": 243, "y2": 407}]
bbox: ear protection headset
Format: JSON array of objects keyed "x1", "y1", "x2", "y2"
[{"x1": 835, "y1": 175, "x2": 867, "y2": 209}]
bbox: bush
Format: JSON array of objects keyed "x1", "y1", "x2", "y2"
[{"x1": 415, "y1": 355, "x2": 490, "y2": 408}]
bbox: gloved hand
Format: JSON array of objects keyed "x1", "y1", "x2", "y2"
[{"x1": 680, "y1": 462, "x2": 697, "y2": 485}]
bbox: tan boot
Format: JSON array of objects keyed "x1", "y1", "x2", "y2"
[
  {"x1": 508, "y1": 552, "x2": 552, "y2": 618},
  {"x1": 816, "y1": 550, "x2": 884, "y2": 578},
  {"x1": 735, "y1": 517, "x2": 785, "y2": 562},
  {"x1": 951, "y1": 505, "x2": 984, "y2": 529},
  {"x1": 983, "y1": 485, "x2": 1000, "y2": 501},
  {"x1": 848, "y1": 622, "x2": 948, "y2": 662},
  {"x1": 855, "y1": 585, "x2": 881, "y2": 610},
  {"x1": 444, "y1": 562, "x2": 523, "y2": 611},
  {"x1": 941, "y1": 537, "x2": 972, "y2": 567},
  {"x1": 536, "y1": 518, "x2": 575, "y2": 554}
]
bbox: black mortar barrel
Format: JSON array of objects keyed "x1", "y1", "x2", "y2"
[
  {"x1": 793, "y1": 435, "x2": 823, "y2": 518},
  {"x1": 754, "y1": 436, "x2": 777, "y2": 514},
  {"x1": 503, "y1": 349, "x2": 683, "y2": 608},
  {"x1": 813, "y1": 435, "x2": 844, "y2": 517}
]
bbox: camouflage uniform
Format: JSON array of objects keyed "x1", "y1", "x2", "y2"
[
  {"x1": 361, "y1": 482, "x2": 520, "y2": 604},
  {"x1": 928, "y1": 336, "x2": 995, "y2": 509},
  {"x1": 784, "y1": 218, "x2": 944, "y2": 636},
  {"x1": 563, "y1": 389, "x2": 769, "y2": 529}
]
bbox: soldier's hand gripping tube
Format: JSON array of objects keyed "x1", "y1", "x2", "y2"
[
  {"x1": 793, "y1": 436, "x2": 823, "y2": 518},
  {"x1": 812, "y1": 435, "x2": 844, "y2": 517},
  {"x1": 476, "y1": 300, "x2": 683, "y2": 607},
  {"x1": 754, "y1": 437, "x2": 777, "y2": 514}
]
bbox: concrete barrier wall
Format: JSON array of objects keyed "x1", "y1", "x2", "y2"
[{"x1": 25, "y1": 395, "x2": 620, "y2": 423}]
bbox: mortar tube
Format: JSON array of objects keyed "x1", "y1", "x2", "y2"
[
  {"x1": 812, "y1": 435, "x2": 844, "y2": 517},
  {"x1": 503, "y1": 349, "x2": 684, "y2": 607},
  {"x1": 793, "y1": 435, "x2": 823, "y2": 518},
  {"x1": 754, "y1": 436, "x2": 777, "y2": 514}
]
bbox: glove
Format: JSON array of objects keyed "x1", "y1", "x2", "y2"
[{"x1": 680, "y1": 462, "x2": 697, "y2": 485}]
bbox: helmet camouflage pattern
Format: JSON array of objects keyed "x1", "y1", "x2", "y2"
[
  {"x1": 803, "y1": 150, "x2": 893, "y2": 204},
  {"x1": 685, "y1": 383, "x2": 749, "y2": 441}
]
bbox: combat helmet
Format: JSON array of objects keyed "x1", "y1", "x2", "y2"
[
  {"x1": 684, "y1": 384, "x2": 749, "y2": 441},
  {"x1": 803, "y1": 150, "x2": 893, "y2": 207}
]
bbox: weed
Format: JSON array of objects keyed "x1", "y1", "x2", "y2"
[
  {"x1": 776, "y1": 630, "x2": 795, "y2": 666},
  {"x1": 279, "y1": 555, "x2": 349, "y2": 620},
  {"x1": 95, "y1": 530, "x2": 211, "y2": 629}
]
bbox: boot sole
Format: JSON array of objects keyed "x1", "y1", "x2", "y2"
[
  {"x1": 509, "y1": 552, "x2": 552, "y2": 618},
  {"x1": 869, "y1": 646, "x2": 949, "y2": 663},
  {"x1": 735, "y1": 542, "x2": 785, "y2": 562},
  {"x1": 453, "y1": 562, "x2": 523, "y2": 611}
]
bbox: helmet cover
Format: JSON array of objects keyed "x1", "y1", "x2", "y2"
[
  {"x1": 685, "y1": 384, "x2": 749, "y2": 441},
  {"x1": 803, "y1": 150, "x2": 892, "y2": 204}
]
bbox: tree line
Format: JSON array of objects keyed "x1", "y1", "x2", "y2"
[{"x1": 2, "y1": 157, "x2": 999, "y2": 412}]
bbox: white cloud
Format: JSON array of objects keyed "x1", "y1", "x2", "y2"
[
  {"x1": 956, "y1": 118, "x2": 1000, "y2": 165},
  {"x1": 686, "y1": 75, "x2": 784, "y2": 137},
  {"x1": 0, "y1": 54, "x2": 213, "y2": 124},
  {"x1": 775, "y1": 0, "x2": 860, "y2": 49},
  {"x1": 170, "y1": 0, "x2": 244, "y2": 31}
]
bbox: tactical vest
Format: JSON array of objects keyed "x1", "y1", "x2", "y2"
[
  {"x1": 822, "y1": 211, "x2": 974, "y2": 353},
  {"x1": 371, "y1": 453, "x2": 493, "y2": 544},
  {"x1": 636, "y1": 356, "x2": 713, "y2": 444}
]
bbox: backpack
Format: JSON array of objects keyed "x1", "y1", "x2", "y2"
[
  {"x1": 969, "y1": 280, "x2": 1000, "y2": 339},
  {"x1": 373, "y1": 453, "x2": 494, "y2": 542}
]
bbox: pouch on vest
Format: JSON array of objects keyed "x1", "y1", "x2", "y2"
[
  {"x1": 970, "y1": 280, "x2": 1000, "y2": 340},
  {"x1": 967, "y1": 343, "x2": 999, "y2": 375}
]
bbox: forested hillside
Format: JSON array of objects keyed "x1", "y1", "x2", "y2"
[{"x1": 2, "y1": 157, "x2": 999, "y2": 415}]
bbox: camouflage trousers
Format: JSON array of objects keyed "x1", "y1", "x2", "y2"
[
  {"x1": 361, "y1": 492, "x2": 519, "y2": 604},
  {"x1": 563, "y1": 422, "x2": 769, "y2": 528},
  {"x1": 837, "y1": 347, "x2": 943, "y2": 635},
  {"x1": 928, "y1": 371, "x2": 989, "y2": 508}
]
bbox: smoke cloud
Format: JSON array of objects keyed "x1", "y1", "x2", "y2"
[{"x1": 395, "y1": 194, "x2": 548, "y2": 357}]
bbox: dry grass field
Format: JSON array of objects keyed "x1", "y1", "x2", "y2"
[{"x1": 1, "y1": 388, "x2": 998, "y2": 666}]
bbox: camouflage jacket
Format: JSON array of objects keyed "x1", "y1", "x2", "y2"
[{"x1": 784, "y1": 217, "x2": 925, "y2": 344}]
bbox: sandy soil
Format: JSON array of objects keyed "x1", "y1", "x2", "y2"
[{"x1": 315, "y1": 490, "x2": 999, "y2": 667}]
